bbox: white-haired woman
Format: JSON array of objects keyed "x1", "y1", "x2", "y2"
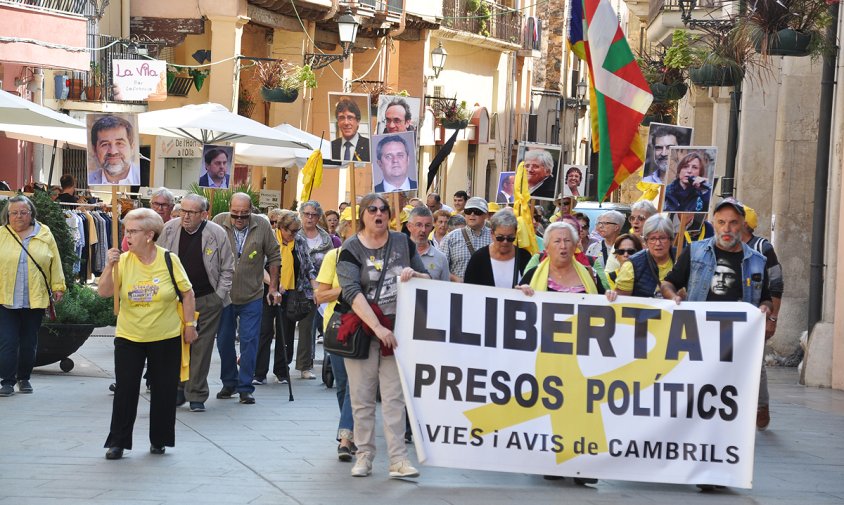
[
  {"x1": 98, "y1": 208, "x2": 197, "y2": 460},
  {"x1": 585, "y1": 210, "x2": 625, "y2": 290},
  {"x1": 517, "y1": 222, "x2": 598, "y2": 296},
  {"x1": 606, "y1": 214, "x2": 676, "y2": 301},
  {"x1": 628, "y1": 200, "x2": 657, "y2": 238}
]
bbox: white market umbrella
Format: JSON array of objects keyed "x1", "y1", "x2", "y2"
[
  {"x1": 139, "y1": 103, "x2": 310, "y2": 149},
  {"x1": 0, "y1": 89, "x2": 83, "y2": 128},
  {"x1": 0, "y1": 123, "x2": 87, "y2": 149},
  {"x1": 235, "y1": 123, "x2": 336, "y2": 169}
]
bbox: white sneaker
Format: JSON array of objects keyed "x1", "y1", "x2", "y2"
[
  {"x1": 300, "y1": 370, "x2": 316, "y2": 380},
  {"x1": 388, "y1": 459, "x2": 419, "y2": 478},
  {"x1": 316, "y1": 335, "x2": 324, "y2": 344},
  {"x1": 351, "y1": 456, "x2": 372, "y2": 477}
]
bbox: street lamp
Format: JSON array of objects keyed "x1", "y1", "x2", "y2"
[
  {"x1": 431, "y1": 42, "x2": 447, "y2": 78},
  {"x1": 304, "y1": 9, "x2": 360, "y2": 70},
  {"x1": 564, "y1": 78, "x2": 588, "y2": 109}
]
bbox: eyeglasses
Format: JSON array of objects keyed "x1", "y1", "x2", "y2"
[
  {"x1": 286, "y1": 227, "x2": 301, "y2": 233},
  {"x1": 366, "y1": 205, "x2": 389, "y2": 214},
  {"x1": 231, "y1": 212, "x2": 251, "y2": 221},
  {"x1": 647, "y1": 236, "x2": 670, "y2": 244},
  {"x1": 151, "y1": 201, "x2": 172, "y2": 209},
  {"x1": 8, "y1": 210, "x2": 31, "y2": 217},
  {"x1": 495, "y1": 235, "x2": 516, "y2": 243},
  {"x1": 270, "y1": 220, "x2": 278, "y2": 225},
  {"x1": 302, "y1": 212, "x2": 319, "y2": 218},
  {"x1": 181, "y1": 209, "x2": 202, "y2": 217},
  {"x1": 125, "y1": 228, "x2": 146, "y2": 236},
  {"x1": 615, "y1": 248, "x2": 638, "y2": 256},
  {"x1": 597, "y1": 221, "x2": 619, "y2": 227},
  {"x1": 629, "y1": 215, "x2": 646, "y2": 222},
  {"x1": 464, "y1": 208, "x2": 486, "y2": 216}
]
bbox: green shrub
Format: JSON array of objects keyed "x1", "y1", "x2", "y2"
[{"x1": 54, "y1": 283, "x2": 116, "y2": 326}]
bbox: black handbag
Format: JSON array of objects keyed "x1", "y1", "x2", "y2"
[
  {"x1": 284, "y1": 289, "x2": 315, "y2": 322},
  {"x1": 324, "y1": 236, "x2": 392, "y2": 360}
]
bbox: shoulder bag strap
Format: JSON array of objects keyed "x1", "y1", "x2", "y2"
[
  {"x1": 370, "y1": 234, "x2": 393, "y2": 303},
  {"x1": 164, "y1": 250, "x2": 183, "y2": 303},
  {"x1": 5, "y1": 225, "x2": 52, "y2": 297},
  {"x1": 461, "y1": 227, "x2": 477, "y2": 255}
]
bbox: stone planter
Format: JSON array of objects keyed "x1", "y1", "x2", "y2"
[{"x1": 36, "y1": 323, "x2": 95, "y2": 372}]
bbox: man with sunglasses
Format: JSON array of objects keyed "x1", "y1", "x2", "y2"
[
  {"x1": 438, "y1": 197, "x2": 492, "y2": 282},
  {"x1": 212, "y1": 193, "x2": 282, "y2": 404},
  {"x1": 158, "y1": 194, "x2": 234, "y2": 412}
]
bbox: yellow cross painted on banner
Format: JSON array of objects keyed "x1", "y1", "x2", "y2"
[{"x1": 463, "y1": 303, "x2": 683, "y2": 463}]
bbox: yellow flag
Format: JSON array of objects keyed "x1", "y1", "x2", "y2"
[
  {"x1": 513, "y1": 161, "x2": 538, "y2": 255},
  {"x1": 299, "y1": 149, "x2": 324, "y2": 202}
]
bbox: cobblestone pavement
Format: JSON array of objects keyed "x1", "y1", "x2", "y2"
[{"x1": 1, "y1": 330, "x2": 842, "y2": 505}]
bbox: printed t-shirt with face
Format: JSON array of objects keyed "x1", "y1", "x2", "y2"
[
  {"x1": 116, "y1": 245, "x2": 192, "y2": 342},
  {"x1": 707, "y1": 249, "x2": 743, "y2": 301}
]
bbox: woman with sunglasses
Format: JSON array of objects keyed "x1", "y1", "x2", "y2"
[
  {"x1": 628, "y1": 200, "x2": 657, "y2": 239},
  {"x1": 335, "y1": 193, "x2": 430, "y2": 479},
  {"x1": 604, "y1": 233, "x2": 644, "y2": 289},
  {"x1": 606, "y1": 214, "x2": 676, "y2": 301},
  {"x1": 464, "y1": 209, "x2": 532, "y2": 288},
  {"x1": 256, "y1": 209, "x2": 316, "y2": 385}
]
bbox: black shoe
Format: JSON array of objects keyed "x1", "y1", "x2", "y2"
[
  {"x1": 109, "y1": 382, "x2": 117, "y2": 392},
  {"x1": 150, "y1": 445, "x2": 165, "y2": 455},
  {"x1": 216, "y1": 386, "x2": 236, "y2": 399},
  {"x1": 176, "y1": 389, "x2": 186, "y2": 407},
  {"x1": 405, "y1": 431, "x2": 413, "y2": 444},
  {"x1": 239, "y1": 392, "x2": 255, "y2": 404},
  {"x1": 338, "y1": 444, "x2": 353, "y2": 462},
  {"x1": 543, "y1": 475, "x2": 565, "y2": 480},
  {"x1": 105, "y1": 447, "x2": 124, "y2": 460},
  {"x1": 574, "y1": 477, "x2": 598, "y2": 486},
  {"x1": 189, "y1": 402, "x2": 206, "y2": 412},
  {"x1": 17, "y1": 380, "x2": 33, "y2": 393},
  {"x1": 696, "y1": 484, "x2": 726, "y2": 492}
]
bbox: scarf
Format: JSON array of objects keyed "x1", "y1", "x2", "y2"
[
  {"x1": 528, "y1": 256, "x2": 597, "y2": 294},
  {"x1": 276, "y1": 229, "x2": 295, "y2": 291}
]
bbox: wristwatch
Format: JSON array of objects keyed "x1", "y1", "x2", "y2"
[
  {"x1": 767, "y1": 316, "x2": 778, "y2": 322},
  {"x1": 185, "y1": 321, "x2": 197, "y2": 327}
]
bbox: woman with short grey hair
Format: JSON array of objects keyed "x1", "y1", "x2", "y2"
[
  {"x1": 606, "y1": 214, "x2": 676, "y2": 300},
  {"x1": 629, "y1": 200, "x2": 657, "y2": 238},
  {"x1": 464, "y1": 209, "x2": 532, "y2": 288},
  {"x1": 585, "y1": 210, "x2": 625, "y2": 290}
]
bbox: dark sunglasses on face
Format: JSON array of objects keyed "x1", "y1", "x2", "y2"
[
  {"x1": 615, "y1": 248, "x2": 638, "y2": 256},
  {"x1": 629, "y1": 215, "x2": 646, "y2": 222},
  {"x1": 495, "y1": 235, "x2": 516, "y2": 243},
  {"x1": 464, "y1": 208, "x2": 485, "y2": 216},
  {"x1": 231, "y1": 213, "x2": 251, "y2": 220},
  {"x1": 366, "y1": 205, "x2": 389, "y2": 214},
  {"x1": 270, "y1": 220, "x2": 278, "y2": 225}
]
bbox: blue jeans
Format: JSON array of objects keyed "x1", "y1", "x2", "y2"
[
  {"x1": 328, "y1": 352, "x2": 354, "y2": 440},
  {"x1": 217, "y1": 298, "x2": 263, "y2": 393},
  {"x1": 0, "y1": 306, "x2": 44, "y2": 387}
]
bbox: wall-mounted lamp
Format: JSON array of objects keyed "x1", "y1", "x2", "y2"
[
  {"x1": 304, "y1": 9, "x2": 360, "y2": 70},
  {"x1": 431, "y1": 42, "x2": 447, "y2": 78},
  {"x1": 564, "y1": 78, "x2": 589, "y2": 109}
]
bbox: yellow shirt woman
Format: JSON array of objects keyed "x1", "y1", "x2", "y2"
[{"x1": 116, "y1": 246, "x2": 192, "y2": 343}]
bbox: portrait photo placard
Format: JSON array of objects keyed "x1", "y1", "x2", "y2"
[
  {"x1": 328, "y1": 92, "x2": 372, "y2": 163},
  {"x1": 642, "y1": 122, "x2": 694, "y2": 185},
  {"x1": 372, "y1": 131, "x2": 418, "y2": 193},
  {"x1": 496, "y1": 171, "x2": 515, "y2": 205},
  {"x1": 663, "y1": 146, "x2": 718, "y2": 213},
  {"x1": 516, "y1": 142, "x2": 561, "y2": 201},
  {"x1": 86, "y1": 113, "x2": 141, "y2": 186},
  {"x1": 199, "y1": 144, "x2": 233, "y2": 189},
  {"x1": 376, "y1": 95, "x2": 422, "y2": 138},
  {"x1": 562, "y1": 164, "x2": 588, "y2": 198}
]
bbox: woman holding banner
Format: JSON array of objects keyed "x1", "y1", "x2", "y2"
[
  {"x1": 335, "y1": 193, "x2": 430, "y2": 479},
  {"x1": 606, "y1": 214, "x2": 675, "y2": 300},
  {"x1": 517, "y1": 222, "x2": 598, "y2": 296},
  {"x1": 464, "y1": 209, "x2": 532, "y2": 288}
]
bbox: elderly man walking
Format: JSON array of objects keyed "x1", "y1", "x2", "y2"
[
  {"x1": 212, "y1": 193, "x2": 282, "y2": 404},
  {"x1": 158, "y1": 194, "x2": 234, "y2": 412},
  {"x1": 438, "y1": 197, "x2": 492, "y2": 282}
]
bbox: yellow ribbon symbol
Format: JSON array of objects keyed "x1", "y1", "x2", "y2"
[{"x1": 463, "y1": 303, "x2": 683, "y2": 463}]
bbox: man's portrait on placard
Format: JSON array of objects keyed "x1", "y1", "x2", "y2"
[
  {"x1": 329, "y1": 93, "x2": 371, "y2": 163},
  {"x1": 642, "y1": 122, "x2": 693, "y2": 184},
  {"x1": 516, "y1": 142, "x2": 561, "y2": 201},
  {"x1": 86, "y1": 113, "x2": 141, "y2": 186},
  {"x1": 376, "y1": 95, "x2": 422, "y2": 136},
  {"x1": 663, "y1": 146, "x2": 717, "y2": 213},
  {"x1": 563, "y1": 164, "x2": 588, "y2": 197},
  {"x1": 372, "y1": 131, "x2": 418, "y2": 193},
  {"x1": 496, "y1": 171, "x2": 515, "y2": 204},
  {"x1": 199, "y1": 145, "x2": 233, "y2": 188}
]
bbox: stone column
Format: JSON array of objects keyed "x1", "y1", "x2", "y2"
[{"x1": 207, "y1": 14, "x2": 249, "y2": 110}]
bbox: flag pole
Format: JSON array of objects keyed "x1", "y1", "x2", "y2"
[{"x1": 349, "y1": 161, "x2": 357, "y2": 234}]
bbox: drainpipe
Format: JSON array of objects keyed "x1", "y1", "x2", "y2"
[
  {"x1": 721, "y1": 79, "x2": 741, "y2": 198},
  {"x1": 808, "y1": 2, "x2": 840, "y2": 334},
  {"x1": 320, "y1": 0, "x2": 340, "y2": 20},
  {"x1": 389, "y1": 0, "x2": 407, "y2": 38}
]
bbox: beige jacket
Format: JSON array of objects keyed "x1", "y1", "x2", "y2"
[
  {"x1": 211, "y1": 213, "x2": 281, "y2": 304},
  {"x1": 157, "y1": 218, "x2": 235, "y2": 306}
]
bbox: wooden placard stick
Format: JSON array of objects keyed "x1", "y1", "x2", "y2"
[
  {"x1": 675, "y1": 213, "x2": 692, "y2": 257},
  {"x1": 349, "y1": 162, "x2": 357, "y2": 234},
  {"x1": 111, "y1": 185, "x2": 120, "y2": 315},
  {"x1": 390, "y1": 191, "x2": 401, "y2": 231}
]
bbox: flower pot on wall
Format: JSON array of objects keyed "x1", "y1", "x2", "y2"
[
  {"x1": 440, "y1": 119, "x2": 469, "y2": 129},
  {"x1": 689, "y1": 64, "x2": 743, "y2": 87},
  {"x1": 754, "y1": 28, "x2": 813, "y2": 57},
  {"x1": 84, "y1": 86, "x2": 103, "y2": 101},
  {"x1": 67, "y1": 78, "x2": 83, "y2": 100},
  {"x1": 650, "y1": 82, "x2": 688, "y2": 102},
  {"x1": 261, "y1": 87, "x2": 299, "y2": 103}
]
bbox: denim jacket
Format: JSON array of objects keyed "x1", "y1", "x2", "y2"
[{"x1": 686, "y1": 238, "x2": 767, "y2": 306}]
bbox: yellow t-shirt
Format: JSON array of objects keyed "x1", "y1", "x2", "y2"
[
  {"x1": 116, "y1": 246, "x2": 192, "y2": 342},
  {"x1": 316, "y1": 248, "x2": 341, "y2": 332},
  {"x1": 615, "y1": 256, "x2": 674, "y2": 294}
]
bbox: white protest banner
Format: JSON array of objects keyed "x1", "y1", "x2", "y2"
[
  {"x1": 112, "y1": 59, "x2": 167, "y2": 101},
  {"x1": 394, "y1": 279, "x2": 764, "y2": 488}
]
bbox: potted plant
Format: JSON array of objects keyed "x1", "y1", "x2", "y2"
[
  {"x1": 67, "y1": 72, "x2": 83, "y2": 100},
  {"x1": 85, "y1": 61, "x2": 106, "y2": 101},
  {"x1": 254, "y1": 60, "x2": 317, "y2": 103},
  {"x1": 438, "y1": 99, "x2": 472, "y2": 129},
  {"x1": 745, "y1": 0, "x2": 831, "y2": 57},
  {"x1": 189, "y1": 183, "x2": 260, "y2": 217},
  {"x1": 238, "y1": 87, "x2": 256, "y2": 118},
  {"x1": 189, "y1": 68, "x2": 209, "y2": 92},
  {"x1": 689, "y1": 25, "x2": 755, "y2": 87}
]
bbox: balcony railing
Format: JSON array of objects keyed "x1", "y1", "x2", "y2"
[
  {"x1": 0, "y1": 0, "x2": 86, "y2": 16},
  {"x1": 69, "y1": 34, "x2": 148, "y2": 104},
  {"x1": 442, "y1": 0, "x2": 522, "y2": 45},
  {"x1": 648, "y1": 0, "x2": 719, "y2": 26}
]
